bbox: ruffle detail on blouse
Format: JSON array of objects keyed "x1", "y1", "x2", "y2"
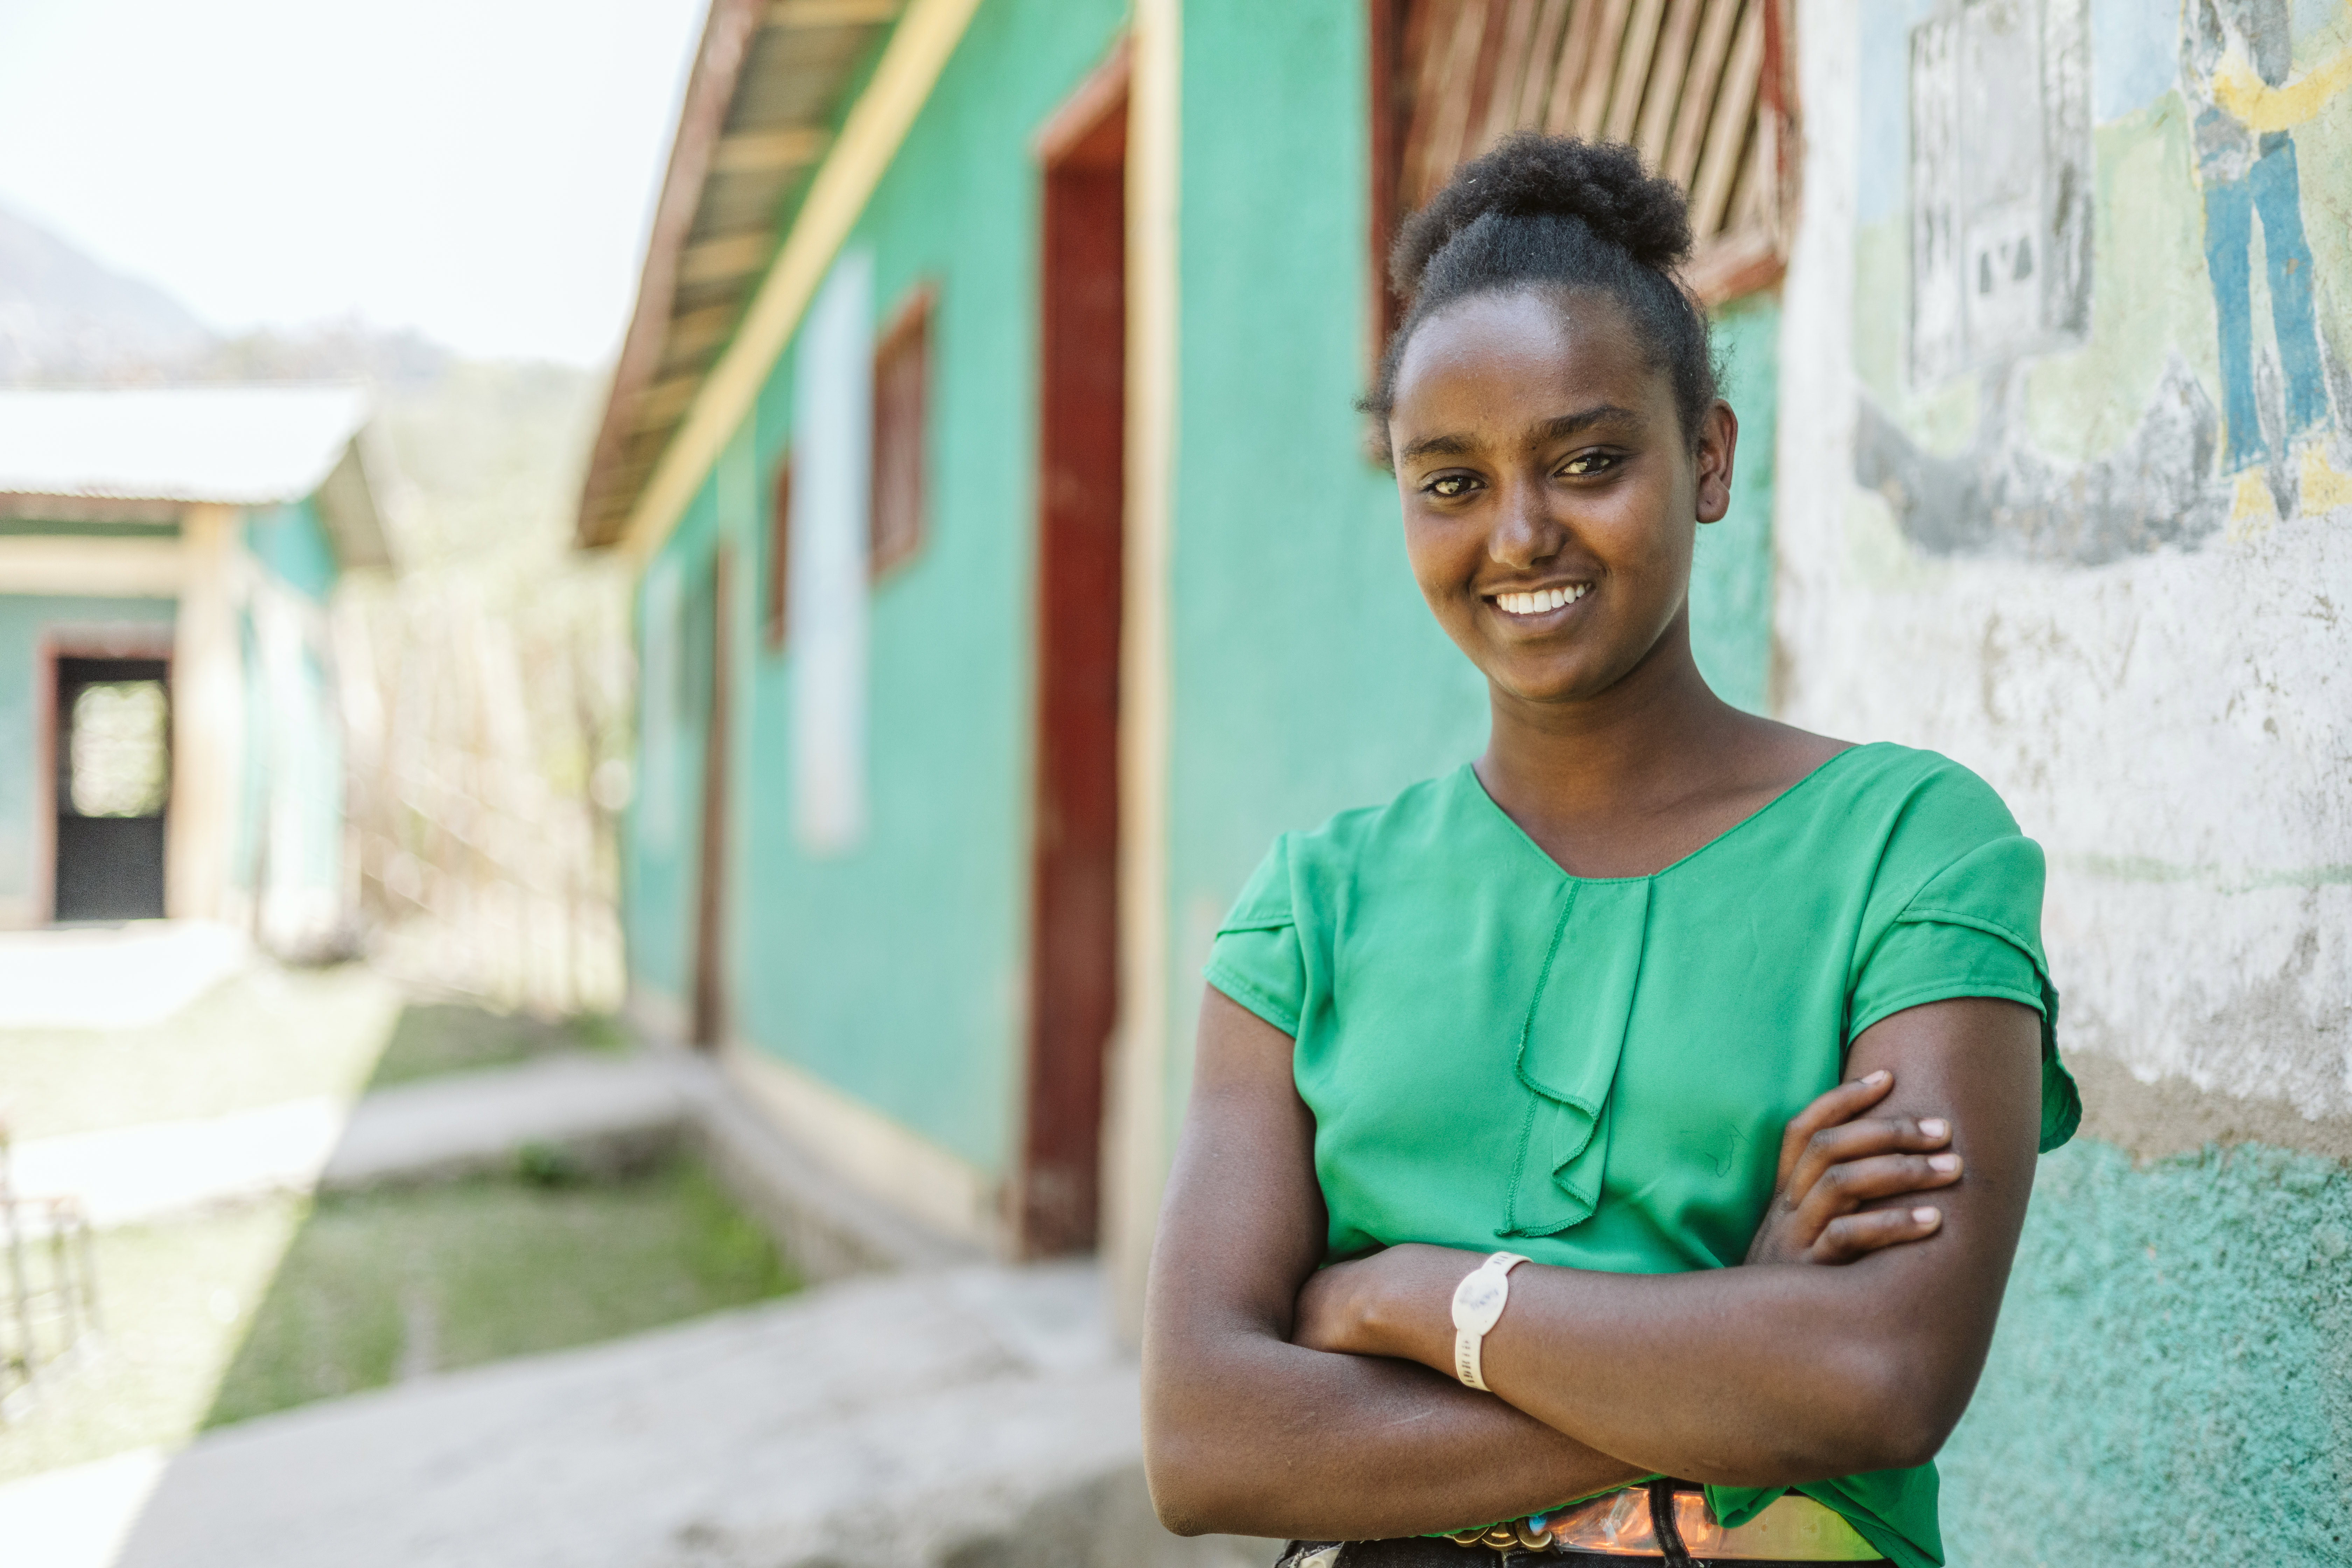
[{"x1": 1501, "y1": 878, "x2": 1651, "y2": 1238}]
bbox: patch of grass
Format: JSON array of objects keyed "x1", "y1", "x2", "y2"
[
  {"x1": 0, "y1": 1199, "x2": 304, "y2": 1483},
  {"x1": 202, "y1": 1153, "x2": 794, "y2": 1428},
  {"x1": 365, "y1": 1002, "x2": 630, "y2": 1090},
  {"x1": 0, "y1": 1154, "x2": 794, "y2": 1482}
]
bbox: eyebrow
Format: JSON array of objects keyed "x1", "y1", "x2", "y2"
[{"x1": 1396, "y1": 403, "x2": 1642, "y2": 466}]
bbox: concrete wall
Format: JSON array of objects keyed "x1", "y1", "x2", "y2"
[{"x1": 1778, "y1": 2, "x2": 2352, "y2": 1559}]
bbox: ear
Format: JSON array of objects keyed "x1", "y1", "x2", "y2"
[{"x1": 1694, "y1": 400, "x2": 1738, "y2": 525}]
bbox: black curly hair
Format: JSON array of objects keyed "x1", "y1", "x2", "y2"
[{"x1": 1366, "y1": 134, "x2": 1721, "y2": 450}]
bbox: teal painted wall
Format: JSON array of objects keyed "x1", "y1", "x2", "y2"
[
  {"x1": 1166, "y1": 0, "x2": 1484, "y2": 1114},
  {"x1": 1692, "y1": 294, "x2": 1776, "y2": 714},
  {"x1": 627, "y1": 0, "x2": 1129, "y2": 1176},
  {"x1": 231, "y1": 611, "x2": 345, "y2": 903},
  {"x1": 625, "y1": 482, "x2": 719, "y2": 1009},
  {"x1": 1164, "y1": 0, "x2": 1782, "y2": 1111},
  {"x1": 238, "y1": 497, "x2": 347, "y2": 909},
  {"x1": 244, "y1": 500, "x2": 338, "y2": 602},
  {"x1": 0, "y1": 594, "x2": 178, "y2": 910},
  {"x1": 1942, "y1": 1138, "x2": 2352, "y2": 1565}
]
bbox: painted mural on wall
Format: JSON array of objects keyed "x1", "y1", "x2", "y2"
[{"x1": 1854, "y1": 0, "x2": 2352, "y2": 564}]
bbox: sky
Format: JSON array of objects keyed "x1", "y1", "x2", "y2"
[{"x1": 0, "y1": 0, "x2": 708, "y2": 366}]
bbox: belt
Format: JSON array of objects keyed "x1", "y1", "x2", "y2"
[
  {"x1": 1448, "y1": 1481, "x2": 1881, "y2": 1561},
  {"x1": 1283, "y1": 1482, "x2": 1885, "y2": 1566}
]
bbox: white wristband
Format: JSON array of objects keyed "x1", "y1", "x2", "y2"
[{"x1": 1449, "y1": 1251, "x2": 1529, "y2": 1391}]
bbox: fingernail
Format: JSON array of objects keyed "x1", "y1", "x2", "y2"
[
  {"x1": 1913, "y1": 1208, "x2": 1941, "y2": 1225},
  {"x1": 1864, "y1": 1070, "x2": 1891, "y2": 1086},
  {"x1": 1921, "y1": 1118, "x2": 1949, "y2": 1138},
  {"x1": 1929, "y1": 1154, "x2": 1961, "y2": 1173}
]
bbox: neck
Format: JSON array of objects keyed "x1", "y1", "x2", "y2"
[{"x1": 1477, "y1": 616, "x2": 1747, "y2": 835}]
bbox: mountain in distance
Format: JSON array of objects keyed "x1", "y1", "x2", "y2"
[
  {"x1": 0, "y1": 203, "x2": 603, "y2": 572},
  {"x1": 0, "y1": 204, "x2": 215, "y2": 383},
  {"x1": 0, "y1": 203, "x2": 457, "y2": 389}
]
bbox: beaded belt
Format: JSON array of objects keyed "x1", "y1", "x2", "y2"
[{"x1": 1444, "y1": 1481, "x2": 1881, "y2": 1560}]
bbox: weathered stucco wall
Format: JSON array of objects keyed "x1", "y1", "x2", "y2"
[
  {"x1": 1791, "y1": 0, "x2": 2352, "y2": 1135},
  {"x1": 1780, "y1": 2, "x2": 2352, "y2": 1558}
]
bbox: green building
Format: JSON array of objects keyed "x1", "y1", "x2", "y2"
[
  {"x1": 586, "y1": 3, "x2": 2352, "y2": 1560},
  {"x1": 0, "y1": 386, "x2": 389, "y2": 945}
]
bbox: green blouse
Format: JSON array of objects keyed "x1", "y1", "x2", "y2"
[{"x1": 1202, "y1": 743, "x2": 2079, "y2": 1568}]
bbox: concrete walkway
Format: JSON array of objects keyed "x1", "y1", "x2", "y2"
[
  {"x1": 10, "y1": 1052, "x2": 688, "y2": 1227},
  {"x1": 0, "y1": 923, "x2": 248, "y2": 1031},
  {"x1": 0, "y1": 1264, "x2": 1278, "y2": 1568}
]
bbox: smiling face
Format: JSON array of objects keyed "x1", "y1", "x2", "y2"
[{"x1": 1388, "y1": 286, "x2": 1734, "y2": 713}]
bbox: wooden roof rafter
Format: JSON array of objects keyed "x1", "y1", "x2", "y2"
[
  {"x1": 577, "y1": 0, "x2": 912, "y2": 548},
  {"x1": 1378, "y1": 0, "x2": 1799, "y2": 314}
]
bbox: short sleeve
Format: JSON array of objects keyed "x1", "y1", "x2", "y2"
[
  {"x1": 1202, "y1": 834, "x2": 1306, "y2": 1036},
  {"x1": 1850, "y1": 834, "x2": 2082, "y2": 1153}
]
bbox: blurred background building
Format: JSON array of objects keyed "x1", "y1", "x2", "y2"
[{"x1": 0, "y1": 386, "x2": 387, "y2": 946}]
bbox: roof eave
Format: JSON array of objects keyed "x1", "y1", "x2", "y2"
[
  {"x1": 575, "y1": 0, "x2": 775, "y2": 551},
  {"x1": 313, "y1": 432, "x2": 395, "y2": 572}
]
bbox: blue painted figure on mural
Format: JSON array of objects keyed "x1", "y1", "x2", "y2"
[{"x1": 2181, "y1": 0, "x2": 2352, "y2": 519}]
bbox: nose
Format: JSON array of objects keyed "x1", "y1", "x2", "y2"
[{"x1": 1486, "y1": 474, "x2": 1563, "y2": 571}]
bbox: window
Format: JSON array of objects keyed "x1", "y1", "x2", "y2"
[
  {"x1": 870, "y1": 285, "x2": 932, "y2": 580},
  {"x1": 791, "y1": 249, "x2": 872, "y2": 854},
  {"x1": 1369, "y1": 0, "x2": 1795, "y2": 342},
  {"x1": 765, "y1": 450, "x2": 793, "y2": 651},
  {"x1": 66, "y1": 680, "x2": 169, "y2": 818}
]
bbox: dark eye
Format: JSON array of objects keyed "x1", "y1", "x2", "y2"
[
  {"x1": 1428, "y1": 474, "x2": 1476, "y2": 498},
  {"x1": 1561, "y1": 452, "x2": 1617, "y2": 477}
]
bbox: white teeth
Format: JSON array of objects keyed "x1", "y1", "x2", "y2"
[{"x1": 1495, "y1": 584, "x2": 1587, "y2": 616}]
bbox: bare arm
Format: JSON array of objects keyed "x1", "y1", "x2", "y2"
[
  {"x1": 1140, "y1": 988, "x2": 1647, "y2": 1540},
  {"x1": 1294, "y1": 997, "x2": 2044, "y2": 1488}
]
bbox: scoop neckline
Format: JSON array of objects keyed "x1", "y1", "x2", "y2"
[{"x1": 1460, "y1": 741, "x2": 1883, "y2": 885}]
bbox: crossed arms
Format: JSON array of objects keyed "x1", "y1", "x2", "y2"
[{"x1": 1141, "y1": 987, "x2": 2044, "y2": 1542}]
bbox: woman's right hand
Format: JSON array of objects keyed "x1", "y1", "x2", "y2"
[{"x1": 1744, "y1": 1070, "x2": 1963, "y2": 1266}]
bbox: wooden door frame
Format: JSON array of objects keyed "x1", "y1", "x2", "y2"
[{"x1": 37, "y1": 629, "x2": 176, "y2": 924}]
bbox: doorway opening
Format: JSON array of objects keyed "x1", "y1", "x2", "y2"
[
  {"x1": 1020, "y1": 52, "x2": 1128, "y2": 1257},
  {"x1": 52, "y1": 655, "x2": 172, "y2": 923}
]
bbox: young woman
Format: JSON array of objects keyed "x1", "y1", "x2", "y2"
[{"x1": 1140, "y1": 137, "x2": 2078, "y2": 1568}]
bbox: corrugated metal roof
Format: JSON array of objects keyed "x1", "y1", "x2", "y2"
[{"x1": 0, "y1": 385, "x2": 372, "y2": 505}]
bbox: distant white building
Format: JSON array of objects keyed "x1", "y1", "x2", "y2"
[{"x1": 0, "y1": 386, "x2": 390, "y2": 947}]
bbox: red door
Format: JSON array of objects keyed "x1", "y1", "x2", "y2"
[{"x1": 1020, "y1": 57, "x2": 1129, "y2": 1256}]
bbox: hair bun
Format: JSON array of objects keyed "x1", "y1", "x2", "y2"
[{"x1": 1391, "y1": 134, "x2": 1693, "y2": 299}]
